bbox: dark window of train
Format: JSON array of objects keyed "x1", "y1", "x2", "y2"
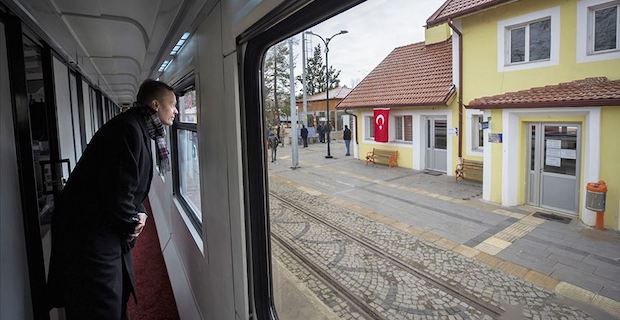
[{"x1": 171, "y1": 80, "x2": 201, "y2": 233}]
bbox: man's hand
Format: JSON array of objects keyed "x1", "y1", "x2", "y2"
[{"x1": 129, "y1": 212, "x2": 148, "y2": 240}]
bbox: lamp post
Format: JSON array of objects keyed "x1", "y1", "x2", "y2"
[{"x1": 305, "y1": 30, "x2": 348, "y2": 159}]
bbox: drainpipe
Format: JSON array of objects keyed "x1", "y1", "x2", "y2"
[
  {"x1": 344, "y1": 108, "x2": 358, "y2": 145},
  {"x1": 448, "y1": 19, "x2": 464, "y2": 179}
]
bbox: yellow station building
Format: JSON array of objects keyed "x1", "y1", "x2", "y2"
[{"x1": 339, "y1": 0, "x2": 620, "y2": 230}]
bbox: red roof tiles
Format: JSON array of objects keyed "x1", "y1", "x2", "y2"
[
  {"x1": 337, "y1": 40, "x2": 455, "y2": 110},
  {"x1": 468, "y1": 77, "x2": 620, "y2": 109},
  {"x1": 427, "y1": 0, "x2": 512, "y2": 26}
]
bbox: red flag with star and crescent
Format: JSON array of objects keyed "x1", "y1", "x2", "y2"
[{"x1": 374, "y1": 108, "x2": 389, "y2": 142}]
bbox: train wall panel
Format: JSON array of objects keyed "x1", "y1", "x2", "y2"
[{"x1": 0, "y1": 22, "x2": 34, "y2": 320}]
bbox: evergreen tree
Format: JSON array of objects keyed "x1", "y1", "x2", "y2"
[
  {"x1": 262, "y1": 40, "x2": 297, "y2": 128},
  {"x1": 297, "y1": 44, "x2": 341, "y2": 96}
]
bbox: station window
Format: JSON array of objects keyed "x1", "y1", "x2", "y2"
[
  {"x1": 364, "y1": 115, "x2": 374, "y2": 140},
  {"x1": 472, "y1": 114, "x2": 484, "y2": 151},
  {"x1": 506, "y1": 18, "x2": 551, "y2": 64},
  {"x1": 589, "y1": 2, "x2": 619, "y2": 53},
  {"x1": 394, "y1": 115, "x2": 412, "y2": 142},
  {"x1": 171, "y1": 81, "x2": 201, "y2": 233}
]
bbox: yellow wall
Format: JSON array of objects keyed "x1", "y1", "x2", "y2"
[
  {"x1": 600, "y1": 106, "x2": 620, "y2": 229},
  {"x1": 461, "y1": 0, "x2": 620, "y2": 104},
  {"x1": 354, "y1": 102, "x2": 458, "y2": 171},
  {"x1": 460, "y1": 0, "x2": 620, "y2": 229},
  {"x1": 425, "y1": 23, "x2": 451, "y2": 45}
]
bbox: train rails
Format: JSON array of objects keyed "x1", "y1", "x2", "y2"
[{"x1": 270, "y1": 191, "x2": 503, "y2": 319}]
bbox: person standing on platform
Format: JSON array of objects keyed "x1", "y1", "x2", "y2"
[
  {"x1": 268, "y1": 130, "x2": 279, "y2": 162},
  {"x1": 47, "y1": 80, "x2": 178, "y2": 320},
  {"x1": 317, "y1": 123, "x2": 324, "y2": 143},
  {"x1": 343, "y1": 125, "x2": 352, "y2": 156},
  {"x1": 301, "y1": 124, "x2": 308, "y2": 148}
]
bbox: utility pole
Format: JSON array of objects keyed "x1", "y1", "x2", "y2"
[
  {"x1": 288, "y1": 38, "x2": 299, "y2": 168},
  {"x1": 301, "y1": 32, "x2": 308, "y2": 128}
]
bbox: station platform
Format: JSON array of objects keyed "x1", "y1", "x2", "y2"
[{"x1": 268, "y1": 140, "x2": 620, "y2": 319}]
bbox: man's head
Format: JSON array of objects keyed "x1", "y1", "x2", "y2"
[
  {"x1": 137, "y1": 80, "x2": 178, "y2": 126},
  {"x1": 345, "y1": 125, "x2": 348, "y2": 129}
]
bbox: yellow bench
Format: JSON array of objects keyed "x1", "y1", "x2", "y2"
[{"x1": 366, "y1": 148, "x2": 398, "y2": 168}]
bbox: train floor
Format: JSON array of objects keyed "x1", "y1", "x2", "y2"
[
  {"x1": 127, "y1": 199, "x2": 180, "y2": 320},
  {"x1": 268, "y1": 141, "x2": 620, "y2": 320}
]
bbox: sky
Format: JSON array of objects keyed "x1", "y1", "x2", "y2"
[{"x1": 284, "y1": 0, "x2": 447, "y2": 89}]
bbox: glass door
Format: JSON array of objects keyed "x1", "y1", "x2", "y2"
[
  {"x1": 425, "y1": 116, "x2": 447, "y2": 172},
  {"x1": 527, "y1": 123, "x2": 580, "y2": 214}
]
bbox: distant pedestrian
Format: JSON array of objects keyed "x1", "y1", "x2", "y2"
[
  {"x1": 317, "y1": 123, "x2": 325, "y2": 143},
  {"x1": 343, "y1": 125, "x2": 352, "y2": 156},
  {"x1": 268, "y1": 131, "x2": 279, "y2": 162},
  {"x1": 301, "y1": 125, "x2": 308, "y2": 148},
  {"x1": 276, "y1": 125, "x2": 282, "y2": 147}
]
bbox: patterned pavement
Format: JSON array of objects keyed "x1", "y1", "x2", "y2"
[{"x1": 269, "y1": 178, "x2": 599, "y2": 320}]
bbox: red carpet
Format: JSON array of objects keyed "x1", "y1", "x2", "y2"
[{"x1": 127, "y1": 199, "x2": 180, "y2": 320}]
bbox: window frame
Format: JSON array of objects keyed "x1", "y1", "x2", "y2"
[
  {"x1": 364, "y1": 115, "x2": 375, "y2": 140},
  {"x1": 588, "y1": 1, "x2": 620, "y2": 54},
  {"x1": 394, "y1": 115, "x2": 412, "y2": 143},
  {"x1": 238, "y1": 1, "x2": 365, "y2": 319},
  {"x1": 504, "y1": 17, "x2": 551, "y2": 65},
  {"x1": 497, "y1": 6, "x2": 560, "y2": 72},
  {"x1": 471, "y1": 114, "x2": 484, "y2": 152},
  {"x1": 170, "y1": 75, "x2": 202, "y2": 235}
]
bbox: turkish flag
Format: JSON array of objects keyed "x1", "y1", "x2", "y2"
[{"x1": 374, "y1": 108, "x2": 389, "y2": 142}]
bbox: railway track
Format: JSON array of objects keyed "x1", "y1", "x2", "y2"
[{"x1": 270, "y1": 191, "x2": 504, "y2": 319}]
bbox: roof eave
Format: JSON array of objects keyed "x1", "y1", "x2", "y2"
[
  {"x1": 468, "y1": 98, "x2": 620, "y2": 109},
  {"x1": 426, "y1": 0, "x2": 516, "y2": 27}
]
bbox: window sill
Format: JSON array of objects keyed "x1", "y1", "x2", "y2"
[{"x1": 173, "y1": 197, "x2": 204, "y2": 255}]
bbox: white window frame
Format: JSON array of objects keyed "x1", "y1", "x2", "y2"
[
  {"x1": 578, "y1": 0, "x2": 620, "y2": 62},
  {"x1": 497, "y1": 6, "x2": 560, "y2": 72},
  {"x1": 472, "y1": 114, "x2": 485, "y2": 152},
  {"x1": 393, "y1": 115, "x2": 413, "y2": 143},
  {"x1": 364, "y1": 115, "x2": 374, "y2": 140},
  {"x1": 466, "y1": 109, "x2": 484, "y2": 157}
]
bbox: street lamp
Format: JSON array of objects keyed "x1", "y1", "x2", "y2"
[{"x1": 305, "y1": 30, "x2": 348, "y2": 159}]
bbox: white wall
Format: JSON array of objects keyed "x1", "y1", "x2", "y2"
[{"x1": 0, "y1": 22, "x2": 34, "y2": 320}]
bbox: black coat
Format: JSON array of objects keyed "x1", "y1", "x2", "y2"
[
  {"x1": 47, "y1": 107, "x2": 153, "y2": 319},
  {"x1": 343, "y1": 128, "x2": 352, "y2": 141},
  {"x1": 300, "y1": 127, "x2": 308, "y2": 138}
]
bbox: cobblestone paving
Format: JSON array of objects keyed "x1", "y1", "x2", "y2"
[{"x1": 269, "y1": 178, "x2": 595, "y2": 320}]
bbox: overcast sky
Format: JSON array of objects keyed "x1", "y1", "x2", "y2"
[{"x1": 286, "y1": 0, "x2": 447, "y2": 89}]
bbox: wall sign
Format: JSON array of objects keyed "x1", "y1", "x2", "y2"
[{"x1": 488, "y1": 133, "x2": 502, "y2": 143}]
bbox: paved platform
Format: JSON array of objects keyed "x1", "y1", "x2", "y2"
[{"x1": 268, "y1": 141, "x2": 620, "y2": 318}]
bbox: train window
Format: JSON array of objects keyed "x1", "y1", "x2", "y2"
[
  {"x1": 171, "y1": 81, "x2": 201, "y2": 233},
  {"x1": 240, "y1": 0, "x2": 612, "y2": 319}
]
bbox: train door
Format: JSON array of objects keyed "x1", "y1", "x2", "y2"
[{"x1": 527, "y1": 123, "x2": 581, "y2": 214}]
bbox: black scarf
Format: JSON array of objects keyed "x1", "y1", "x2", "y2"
[{"x1": 134, "y1": 102, "x2": 170, "y2": 176}]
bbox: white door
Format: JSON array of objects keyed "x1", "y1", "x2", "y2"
[
  {"x1": 425, "y1": 116, "x2": 447, "y2": 172},
  {"x1": 527, "y1": 123, "x2": 580, "y2": 214}
]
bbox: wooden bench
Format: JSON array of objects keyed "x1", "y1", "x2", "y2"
[
  {"x1": 366, "y1": 148, "x2": 398, "y2": 168},
  {"x1": 456, "y1": 159, "x2": 483, "y2": 182}
]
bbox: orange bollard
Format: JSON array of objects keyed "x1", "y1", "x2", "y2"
[{"x1": 596, "y1": 211, "x2": 605, "y2": 230}]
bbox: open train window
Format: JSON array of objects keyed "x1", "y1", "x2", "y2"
[
  {"x1": 240, "y1": 1, "x2": 614, "y2": 320},
  {"x1": 171, "y1": 74, "x2": 202, "y2": 235}
]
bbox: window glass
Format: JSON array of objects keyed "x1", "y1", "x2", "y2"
[
  {"x1": 395, "y1": 116, "x2": 403, "y2": 140},
  {"x1": 366, "y1": 116, "x2": 374, "y2": 138},
  {"x1": 529, "y1": 19, "x2": 551, "y2": 60},
  {"x1": 594, "y1": 6, "x2": 618, "y2": 51},
  {"x1": 434, "y1": 119, "x2": 447, "y2": 150},
  {"x1": 510, "y1": 27, "x2": 526, "y2": 63},
  {"x1": 543, "y1": 125, "x2": 578, "y2": 175},
  {"x1": 177, "y1": 130, "x2": 201, "y2": 219},
  {"x1": 404, "y1": 115, "x2": 412, "y2": 142},
  {"x1": 472, "y1": 115, "x2": 484, "y2": 150},
  {"x1": 178, "y1": 89, "x2": 197, "y2": 123}
]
